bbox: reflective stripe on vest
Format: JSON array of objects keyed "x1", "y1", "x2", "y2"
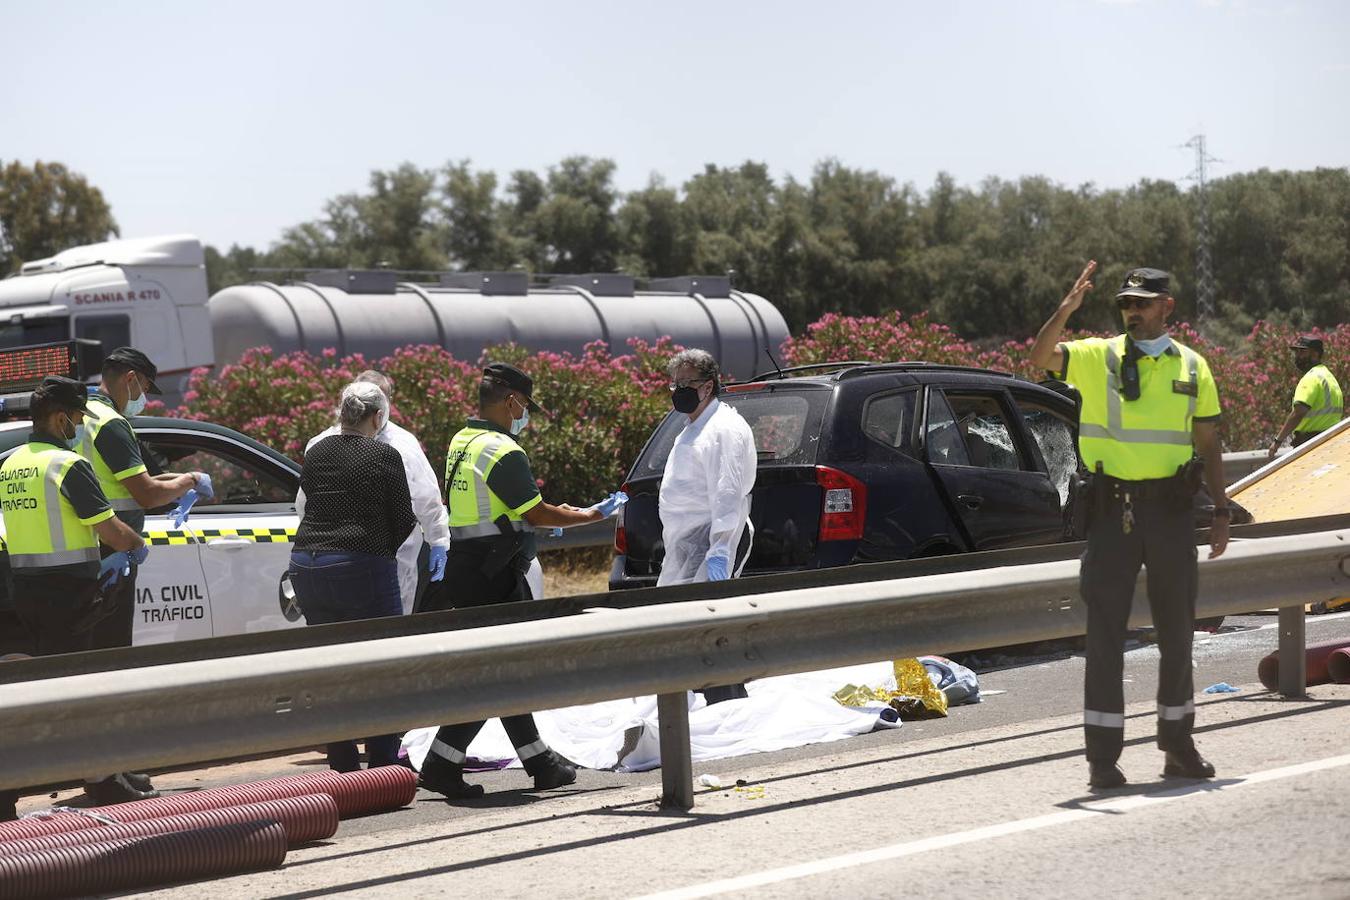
[
  {"x1": 79, "y1": 397, "x2": 141, "y2": 510},
  {"x1": 0, "y1": 443, "x2": 103, "y2": 568},
  {"x1": 444, "y1": 427, "x2": 536, "y2": 536},
  {"x1": 1294, "y1": 365, "x2": 1344, "y2": 433},
  {"x1": 1072, "y1": 335, "x2": 1210, "y2": 480},
  {"x1": 1077, "y1": 339, "x2": 1199, "y2": 446}
]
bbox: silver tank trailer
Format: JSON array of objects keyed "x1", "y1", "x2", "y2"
[{"x1": 208, "y1": 271, "x2": 789, "y2": 380}]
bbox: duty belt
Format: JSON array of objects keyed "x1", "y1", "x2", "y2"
[
  {"x1": 1099, "y1": 472, "x2": 1185, "y2": 501},
  {"x1": 449, "y1": 519, "x2": 534, "y2": 540}
]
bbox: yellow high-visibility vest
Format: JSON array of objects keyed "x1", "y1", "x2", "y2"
[
  {"x1": 0, "y1": 442, "x2": 112, "y2": 569},
  {"x1": 1293, "y1": 364, "x2": 1344, "y2": 434},
  {"x1": 78, "y1": 396, "x2": 142, "y2": 512},
  {"x1": 1065, "y1": 335, "x2": 1219, "y2": 480},
  {"x1": 444, "y1": 426, "x2": 535, "y2": 540}
]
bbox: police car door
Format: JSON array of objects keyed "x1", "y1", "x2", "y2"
[
  {"x1": 138, "y1": 430, "x2": 303, "y2": 638},
  {"x1": 921, "y1": 389, "x2": 1062, "y2": 550}
]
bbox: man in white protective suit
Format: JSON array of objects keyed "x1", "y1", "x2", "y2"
[
  {"x1": 658, "y1": 348, "x2": 758, "y2": 702},
  {"x1": 297, "y1": 370, "x2": 451, "y2": 614}
]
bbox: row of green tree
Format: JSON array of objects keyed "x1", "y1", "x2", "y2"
[{"x1": 5, "y1": 158, "x2": 1347, "y2": 343}]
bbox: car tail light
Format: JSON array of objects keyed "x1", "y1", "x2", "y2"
[
  {"x1": 816, "y1": 465, "x2": 866, "y2": 542},
  {"x1": 614, "y1": 482, "x2": 630, "y2": 555}
]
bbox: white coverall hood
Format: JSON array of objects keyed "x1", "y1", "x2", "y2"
[{"x1": 656, "y1": 398, "x2": 758, "y2": 586}]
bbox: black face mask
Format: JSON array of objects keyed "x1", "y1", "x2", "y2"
[{"x1": 671, "y1": 386, "x2": 702, "y2": 414}]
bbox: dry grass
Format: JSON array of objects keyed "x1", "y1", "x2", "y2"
[{"x1": 540, "y1": 547, "x2": 614, "y2": 598}]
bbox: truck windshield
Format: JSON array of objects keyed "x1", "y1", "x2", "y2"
[
  {"x1": 635, "y1": 388, "x2": 829, "y2": 475},
  {"x1": 0, "y1": 317, "x2": 68, "y2": 350}
]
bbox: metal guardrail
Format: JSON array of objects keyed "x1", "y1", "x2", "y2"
[{"x1": 1, "y1": 527, "x2": 1346, "y2": 807}]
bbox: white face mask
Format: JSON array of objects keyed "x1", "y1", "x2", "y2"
[
  {"x1": 510, "y1": 407, "x2": 530, "y2": 436},
  {"x1": 123, "y1": 378, "x2": 148, "y2": 416},
  {"x1": 1133, "y1": 334, "x2": 1173, "y2": 357}
]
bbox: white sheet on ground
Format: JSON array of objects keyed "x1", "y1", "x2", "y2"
[{"x1": 402, "y1": 660, "x2": 899, "y2": 773}]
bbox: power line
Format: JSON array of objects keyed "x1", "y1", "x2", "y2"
[{"x1": 1182, "y1": 134, "x2": 1221, "y2": 330}]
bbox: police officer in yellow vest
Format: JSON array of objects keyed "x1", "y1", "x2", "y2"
[
  {"x1": 1268, "y1": 335, "x2": 1343, "y2": 458},
  {"x1": 418, "y1": 363, "x2": 608, "y2": 800},
  {"x1": 0, "y1": 376, "x2": 150, "y2": 820},
  {"x1": 79, "y1": 348, "x2": 202, "y2": 651},
  {"x1": 1031, "y1": 262, "x2": 1230, "y2": 789}
]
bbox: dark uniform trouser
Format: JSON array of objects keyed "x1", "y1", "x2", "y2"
[
  {"x1": 1291, "y1": 431, "x2": 1318, "y2": 448},
  {"x1": 1082, "y1": 484, "x2": 1198, "y2": 764},
  {"x1": 3, "y1": 572, "x2": 101, "y2": 816},
  {"x1": 88, "y1": 544, "x2": 137, "y2": 650},
  {"x1": 421, "y1": 549, "x2": 549, "y2": 767}
]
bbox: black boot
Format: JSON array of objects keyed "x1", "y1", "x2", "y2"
[
  {"x1": 524, "y1": 749, "x2": 577, "y2": 791},
  {"x1": 85, "y1": 773, "x2": 159, "y2": 806},
  {"x1": 1088, "y1": 761, "x2": 1127, "y2": 789},
  {"x1": 419, "y1": 753, "x2": 484, "y2": 800},
  {"x1": 1163, "y1": 748, "x2": 1215, "y2": 779},
  {"x1": 123, "y1": 772, "x2": 154, "y2": 792}
]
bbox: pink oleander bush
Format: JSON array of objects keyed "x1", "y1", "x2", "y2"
[
  {"x1": 782, "y1": 312, "x2": 1350, "y2": 451},
  {"x1": 168, "y1": 316, "x2": 1346, "y2": 501},
  {"x1": 170, "y1": 339, "x2": 681, "y2": 503}
]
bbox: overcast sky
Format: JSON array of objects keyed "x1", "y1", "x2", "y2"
[{"x1": 4, "y1": 0, "x2": 1347, "y2": 251}]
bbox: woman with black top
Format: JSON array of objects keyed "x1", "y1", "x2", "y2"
[{"x1": 291, "y1": 381, "x2": 416, "y2": 771}]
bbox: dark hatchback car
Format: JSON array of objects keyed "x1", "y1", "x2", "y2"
[{"x1": 611, "y1": 362, "x2": 1084, "y2": 589}]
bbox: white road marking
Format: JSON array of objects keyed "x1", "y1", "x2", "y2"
[{"x1": 636, "y1": 753, "x2": 1350, "y2": 900}]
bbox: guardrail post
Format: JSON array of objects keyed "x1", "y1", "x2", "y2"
[
  {"x1": 657, "y1": 691, "x2": 694, "y2": 809},
  {"x1": 1277, "y1": 605, "x2": 1307, "y2": 698}
]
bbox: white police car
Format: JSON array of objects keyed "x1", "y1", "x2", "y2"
[
  {"x1": 0, "y1": 416, "x2": 305, "y2": 649},
  {"x1": 0, "y1": 415, "x2": 550, "y2": 653}
]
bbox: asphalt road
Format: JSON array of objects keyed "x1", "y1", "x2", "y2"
[{"x1": 23, "y1": 609, "x2": 1331, "y2": 897}]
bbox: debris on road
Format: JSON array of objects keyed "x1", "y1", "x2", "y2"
[{"x1": 1203, "y1": 682, "x2": 1241, "y2": 693}]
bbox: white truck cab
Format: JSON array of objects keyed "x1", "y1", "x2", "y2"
[{"x1": 0, "y1": 235, "x2": 213, "y2": 403}]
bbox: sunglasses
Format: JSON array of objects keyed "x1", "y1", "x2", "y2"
[{"x1": 1116, "y1": 296, "x2": 1159, "y2": 312}]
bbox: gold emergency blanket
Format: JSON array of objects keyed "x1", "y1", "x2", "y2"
[{"x1": 831, "y1": 658, "x2": 949, "y2": 719}]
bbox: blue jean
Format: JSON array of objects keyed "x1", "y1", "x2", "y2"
[{"x1": 289, "y1": 550, "x2": 404, "y2": 771}]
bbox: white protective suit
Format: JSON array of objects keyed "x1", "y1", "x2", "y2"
[
  {"x1": 296, "y1": 421, "x2": 451, "y2": 614},
  {"x1": 657, "y1": 398, "x2": 757, "y2": 586}
]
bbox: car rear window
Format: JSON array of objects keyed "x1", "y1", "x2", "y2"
[{"x1": 636, "y1": 389, "x2": 828, "y2": 475}]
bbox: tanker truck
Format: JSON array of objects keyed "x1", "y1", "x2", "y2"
[{"x1": 0, "y1": 234, "x2": 790, "y2": 405}]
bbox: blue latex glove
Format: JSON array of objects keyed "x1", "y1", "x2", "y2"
[
  {"x1": 194, "y1": 472, "x2": 214, "y2": 500},
  {"x1": 591, "y1": 491, "x2": 630, "y2": 518},
  {"x1": 169, "y1": 489, "x2": 199, "y2": 528},
  {"x1": 428, "y1": 545, "x2": 447, "y2": 582},
  {"x1": 549, "y1": 527, "x2": 564, "y2": 537},
  {"x1": 99, "y1": 551, "x2": 131, "y2": 587},
  {"x1": 129, "y1": 544, "x2": 150, "y2": 567},
  {"x1": 705, "y1": 554, "x2": 730, "y2": 581}
]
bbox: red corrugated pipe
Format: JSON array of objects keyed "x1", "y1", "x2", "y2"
[
  {"x1": 1257, "y1": 639, "x2": 1350, "y2": 690},
  {"x1": 0, "y1": 765, "x2": 416, "y2": 842},
  {"x1": 0, "y1": 821, "x2": 287, "y2": 899},
  {"x1": 0, "y1": 794, "x2": 337, "y2": 858}
]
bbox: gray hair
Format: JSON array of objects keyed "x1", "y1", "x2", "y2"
[
  {"x1": 667, "y1": 348, "x2": 720, "y2": 389},
  {"x1": 337, "y1": 381, "x2": 389, "y2": 429},
  {"x1": 356, "y1": 369, "x2": 394, "y2": 398}
]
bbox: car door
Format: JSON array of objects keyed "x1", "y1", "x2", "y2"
[
  {"x1": 921, "y1": 388, "x2": 1062, "y2": 550},
  {"x1": 138, "y1": 429, "x2": 303, "y2": 638}
]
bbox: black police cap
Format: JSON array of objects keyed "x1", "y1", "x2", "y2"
[
  {"x1": 104, "y1": 346, "x2": 162, "y2": 395},
  {"x1": 482, "y1": 362, "x2": 549, "y2": 416},
  {"x1": 35, "y1": 375, "x2": 89, "y2": 412},
  {"x1": 1117, "y1": 267, "x2": 1171, "y2": 299},
  {"x1": 1289, "y1": 335, "x2": 1324, "y2": 354}
]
